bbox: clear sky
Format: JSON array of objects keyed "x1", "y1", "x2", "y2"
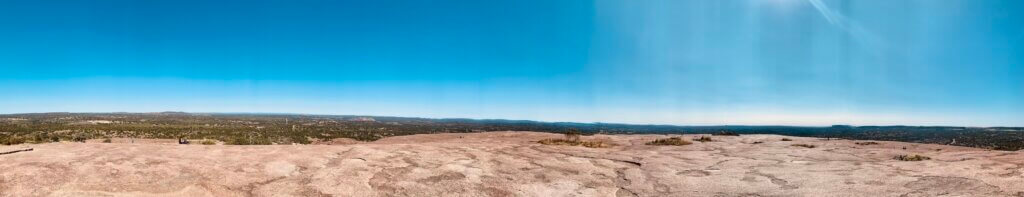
[{"x1": 1, "y1": 0, "x2": 1022, "y2": 126}]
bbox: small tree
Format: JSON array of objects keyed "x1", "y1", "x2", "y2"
[
  {"x1": 71, "y1": 133, "x2": 88, "y2": 143},
  {"x1": 4, "y1": 136, "x2": 26, "y2": 145},
  {"x1": 564, "y1": 129, "x2": 581, "y2": 142},
  {"x1": 32, "y1": 133, "x2": 46, "y2": 143}
]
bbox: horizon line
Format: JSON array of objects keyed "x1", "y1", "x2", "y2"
[{"x1": 2, "y1": 111, "x2": 1020, "y2": 128}]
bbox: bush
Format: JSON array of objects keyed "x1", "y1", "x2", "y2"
[
  {"x1": 71, "y1": 133, "x2": 88, "y2": 143},
  {"x1": 855, "y1": 142, "x2": 879, "y2": 145},
  {"x1": 712, "y1": 131, "x2": 739, "y2": 136},
  {"x1": 693, "y1": 136, "x2": 713, "y2": 142},
  {"x1": 227, "y1": 137, "x2": 250, "y2": 145},
  {"x1": 227, "y1": 136, "x2": 272, "y2": 145},
  {"x1": 32, "y1": 133, "x2": 47, "y2": 143},
  {"x1": 646, "y1": 137, "x2": 692, "y2": 146},
  {"x1": 4, "y1": 136, "x2": 26, "y2": 145},
  {"x1": 536, "y1": 129, "x2": 605, "y2": 147},
  {"x1": 200, "y1": 139, "x2": 217, "y2": 145},
  {"x1": 102, "y1": 138, "x2": 112, "y2": 143},
  {"x1": 578, "y1": 141, "x2": 608, "y2": 148},
  {"x1": 791, "y1": 144, "x2": 816, "y2": 148},
  {"x1": 564, "y1": 129, "x2": 582, "y2": 142},
  {"x1": 538, "y1": 138, "x2": 609, "y2": 148},
  {"x1": 893, "y1": 154, "x2": 930, "y2": 161},
  {"x1": 781, "y1": 138, "x2": 793, "y2": 141}
]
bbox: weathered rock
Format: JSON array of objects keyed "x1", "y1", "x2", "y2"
[{"x1": 1, "y1": 132, "x2": 1021, "y2": 196}]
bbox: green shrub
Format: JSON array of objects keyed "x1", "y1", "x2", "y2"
[
  {"x1": 227, "y1": 137, "x2": 249, "y2": 145},
  {"x1": 102, "y1": 138, "x2": 112, "y2": 143},
  {"x1": 32, "y1": 133, "x2": 47, "y2": 143},
  {"x1": 712, "y1": 131, "x2": 739, "y2": 136},
  {"x1": 856, "y1": 140, "x2": 880, "y2": 145},
  {"x1": 538, "y1": 138, "x2": 609, "y2": 148},
  {"x1": 893, "y1": 154, "x2": 930, "y2": 161},
  {"x1": 646, "y1": 137, "x2": 692, "y2": 146},
  {"x1": 200, "y1": 139, "x2": 217, "y2": 145},
  {"x1": 4, "y1": 136, "x2": 26, "y2": 145},
  {"x1": 71, "y1": 133, "x2": 88, "y2": 143},
  {"x1": 227, "y1": 137, "x2": 272, "y2": 145},
  {"x1": 693, "y1": 136, "x2": 713, "y2": 142},
  {"x1": 781, "y1": 138, "x2": 793, "y2": 141},
  {"x1": 564, "y1": 129, "x2": 582, "y2": 142}
]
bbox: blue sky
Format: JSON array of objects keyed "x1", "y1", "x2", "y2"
[{"x1": 1, "y1": 0, "x2": 1022, "y2": 126}]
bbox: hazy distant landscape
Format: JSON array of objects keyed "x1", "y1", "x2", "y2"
[{"x1": 2, "y1": 112, "x2": 1022, "y2": 150}]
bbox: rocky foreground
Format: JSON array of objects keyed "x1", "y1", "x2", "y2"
[{"x1": 1, "y1": 132, "x2": 1022, "y2": 197}]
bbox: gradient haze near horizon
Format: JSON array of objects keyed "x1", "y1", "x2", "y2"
[{"x1": 1, "y1": 0, "x2": 1022, "y2": 127}]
